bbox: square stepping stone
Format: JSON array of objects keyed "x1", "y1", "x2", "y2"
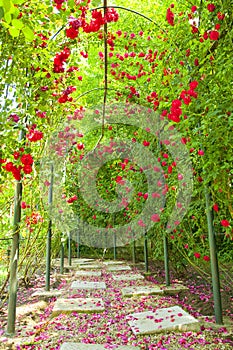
[
  {"x1": 161, "y1": 283, "x2": 189, "y2": 295},
  {"x1": 107, "y1": 265, "x2": 131, "y2": 272},
  {"x1": 71, "y1": 281, "x2": 106, "y2": 290},
  {"x1": 112, "y1": 274, "x2": 144, "y2": 281},
  {"x1": 31, "y1": 289, "x2": 63, "y2": 298},
  {"x1": 65, "y1": 265, "x2": 78, "y2": 270},
  {"x1": 73, "y1": 259, "x2": 96, "y2": 266},
  {"x1": 103, "y1": 260, "x2": 126, "y2": 265},
  {"x1": 122, "y1": 285, "x2": 163, "y2": 297},
  {"x1": 79, "y1": 264, "x2": 102, "y2": 270},
  {"x1": 60, "y1": 344, "x2": 140, "y2": 350},
  {"x1": 128, "y1": 306, "x2": 199, "y2": 335},
  {"x1": 73, "y1": 258, "x2": 95, "y2": 264},
  {"x1": 76, "y1": 270, "x2": 102, "y2": 277},
  {"x1": 52, "y1": 298, "x2": 105, "y2": 316}
]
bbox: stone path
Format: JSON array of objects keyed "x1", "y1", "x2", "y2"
[
  {"x1": 75, "y1": 270, "x2": 102, "y2": 277},
  {"x1": 112, "y1": 273, "x2": 144, "y2": 281},
  {"x1": 71, "y1": 281, "x2": 106, "y2": 290},
  {"x1": 106, "y1": 265, "x2": 131, "y2": 272},
  {"x1": 128, "y1": 306, "x2": 199, "y2": 335},
  {"x1": 60, "y1": 344, "x2": 140, "y2": 350},
  {"x1": 121, "y1": 284, "x2": 189, "y2": 297},
  {"x1": 78, "y1": 264, "x2": 103, "y2": 270},
  {"x1": 52, "y1": 258, "x2": 199, "y2": 349},
  {"x1": 52, "y1": 298, "x2": 105, "y2": 316}
]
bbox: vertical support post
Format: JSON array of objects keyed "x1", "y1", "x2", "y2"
[
  {"x1": 6, "y1": 181, "x2": 22, "y2": 336},
  {"x1": 205, "y1": 189, "x2": 223, "y2": 324},
  {"x1": 6, "y1": 129, "x2": 25, "y2": 336},
  {"x1": 132, "y1": 233, "x2": 136, "y2": 264},
  {"x1": 113, "y1": 232, "x2": 117, "y2": 260},
  {"x1": 7, "y1": 247, "x2": 11, "y2": 266},
  {"x1": 163, "y1": 235, "x2": 170, "y2": 286},
  {"x1": 45, "y1": 164, "x2": 53, "y2": 291},
  {"x1": 144, "y1": 230, "x2": 149, "y2": 273},
  {"x1": 76, "y1": 230, "x2": 80, "y2": 258},
  {"x1": 60, "y1": 241, "x2": 64, "y2": 274},
  {"x1": 45, "y1": 220, "x2": 52, "y2": 291},
  {"x1": 68, "y1": 232, "x2": 72, "y2": 266}
]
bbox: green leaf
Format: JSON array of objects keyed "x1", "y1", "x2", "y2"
[
  {"x1": 22, "y1": 26, "x2": 34, "y2": 41},
  {"x1": 0, "y1": 6, "x2": 4, "y2": 19},
  {"x1": 3, "y1": 0, "x2": 12, "y2": 12},
  {"x1": 4, "y1": 11, "x2": 11, "y2": 23},
  {"x1": 68, "y1": 0, "x2": 75, "y2": 7},
  {"x1": 13, "y1": 0, "x2": 25, "y2": 3},
  {"x1": 12, "y1": 18, "x2": 23, "y2": 29},
  {"x1": 1, "y1": 20, "x2": 9, "y2": 28},
  {"x1": 12, "y1": 7, "x2": 19, "y2": 18},
  {"x1": 90, "y1": 0, "x2": 102, "y2": 6},
  {"x1": 9, "y1": 26, "x2": 20, "y2": 37}
]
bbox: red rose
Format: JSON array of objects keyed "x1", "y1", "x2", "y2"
[
  {"x1": 203, "y1": 255, "x2": 210, "y2": 262},
  {"x1": 23, "y1": 165, "x2": 33, "y2": 174},
  {"x1": 166, "y1": 8, "x2": 174, "y2": 26},
  {"x1": 21, "y1": 154, "x2": 33, "y2": 166},
  {"x1": 12, "y1": 166, "x2": 21, "y2": 181},
  {"x1": 5, "y1": 162, "x2": 14, "y2": 171},
  {"x1": 207, "y1": 3, "x2": 215, "y2": 12},
  {"x1": 191, "y1": 6, "x2": 197, "y2": 13},
  {"x1": 209, "y1": 30, "x2": 219, "y2": 41},
  {"x1": 66, "y1": 27, "x2": 78, "y2": 39},
  {"x1": 221, "y1": 219, "x2": 230, "y2": 227},
  {"x1": 189, "y1": 80, "x2": 198, "y2": 90},
  {"x1": 194, "y1": 252, "x2": 201, "y2": 258},
  {"x1": 21, "y1": 202, "x2": 27, "y2": 209}
]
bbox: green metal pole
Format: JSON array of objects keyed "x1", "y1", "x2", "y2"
[
  {"x1": 132, "y1": 237, "x2": 136, "y2": 264},
  {"x1": 68, "y1": 233, "x2": 72, "y2": 266},
  {"x1": 205, "y1": 188, "x2": 223, "y2": 324},
  {"x1": 76, "y1": 230, "x2": 80, "y2": 258},
  {"x1": 164, "y1": 235, "x2": 170, "y2": 286},
  {"x1": 113, "y1": 232, "x2": 117, "y2": 260},
  {"x1": 6, "y1": 128, "x2": 25, "y2": 336},
  {"x1": 45, "y1": 220, "x2": 52, "y2": 291},
  {"x1": 6, "y1": 181, "x2": 22, "y2": 336},
  {"x1": 144, "y1": 231, "x2": 149, "y2": 273},
  {"x1": 45, "y1": 165, "x2": 53, "y2": 291},
  {"x1": 60, "y1": 241, "x2": 64, "y2": 274}
]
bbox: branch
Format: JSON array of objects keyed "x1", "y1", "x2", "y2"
[
  {"x1": 50, "y1": 24, "x2": 67, "y2": 41},
  {"x1": 74, "y1": 87, "x2": 114, "y2": 101},
  {"x1": 90, "y1": 5, "x2": 156, "y2": 25},
  {"x1": 90, "y1": 0, "x2": 108, "y2": 153}
]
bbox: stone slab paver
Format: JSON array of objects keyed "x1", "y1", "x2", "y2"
[
  {"x1": 73, "y1": 258, "x2": 95, "y2": 263},
  {"x1": 60, "y1": 344, "x2": 140, "y2": 350},
  {"x1": 31, "y1": 289, "x2": 63, "y2": 298},
  {"x1": 103, "y1": 260, "x2": 127, "y2": 266},
  {"x1": 71, "y1": 281, "x2": 106, "y2": 290},
  {"x1": 161, "y1": 283, "x2": 189, "y2": 294},
  {"x1": 106, "y1": 265, "x2": 131, "y2": 272},
  {"x1": 76, "y1": 270, "x2": 102, "y2": 277},
  {"x1": 64, "y1": 265, "x2": 78, "y2": 269},
  {"x1": 52, "y1": 298, "x2": 105, "y2": 316},
  {"x1": 112, "y1": 274, "x2": 144, "y2": 281},
  {"x1": 72, "y1": 259, "x2": 96, "y2": 265},
  {"x1": 79, "y1": 264, "x2": 102, "y2": 270},
  {"x1": 122, "y1": 285, "x2": 163, "y2": 297},
  {"x1": 128, "y1": 306, "x2": 199, "y2": 335}
]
